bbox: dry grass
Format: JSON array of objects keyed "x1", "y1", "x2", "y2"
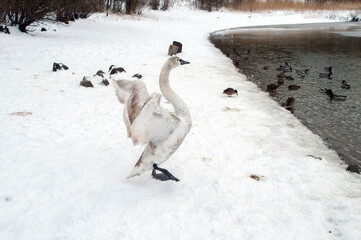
[
  {"x1": 225, "y1": 1, "x2": 361, "y2": 12},
  {"x1": 250, "y1": 174, "x2": 265, "y2": 181},
  {"x1": 10, "y1": 111, "x2": 32, "y2": 116}
]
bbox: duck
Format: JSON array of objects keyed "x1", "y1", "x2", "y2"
[
  {"x1": 296, "y1": 69, "x2": 309, "y2": 74},
  {"x1": 133, "y1": 73, "x2": 143, "y2": 79},
  {"x1": 282, "y1": 97, "x2": 295, "y2": 107},
  {"x1": 324, "y1": 66, "x2": 332, "y2": 74},
  {"x1": 277, "y1": 78, "x2": 284, "y2": 85},
  {"x1": 112, "y1": 56, "x2": 192, "y2": 181},
  {"x1": 341, "y1": 80, "x2": 350, "y2": 89},
  {"x1": 282, "y1": 63, "x2": 292, "y2": 73},
  {"x1": 283, "y1": 67, "x2": 292, "y2": 73},
  {"x1": 319, "y1": 88, "x2": 330, "y2": 94},
  {"x1": 277, "y1": 73, "x2": 285, "y2": 79},
  {"x1": 109, "y1": 65, "x2": 126, "y2": 75},
  {"x1": 267, "y1": 83, "x2": 279, "y2": 92},
  {"x1": 319, "y1": 72, "x2": 332, "y2": 79},
  {"x1": 223, "y1": 88, "x2": 238, "y2": 97},
  {"x1": 233, "y1": 48, "x2": 241, "y2": 56},
  {"x1": 325, "y1": 89, "x2": 347, "y2": 101},
  {"x1": 296, "y1": 69, "x2": 309, "y2": 78},
  {"x1": 94, "y1": 70, "x2": 105, "y2": 78},
  {"x1": 263, "y1": 66, "x2": 269, "y2": 70},
  {"x1": 281, "y1": 97, "x2": 295, "y2": 113},
  {"x1": 285, "y1": 76, "x2": 294, "y2": 81},
  {"x1": 276, "y1": 65, "x2": 283, "y2": 71},
  {"x1": 288, "y1": 85, "x2": 300, "y2": 91}
]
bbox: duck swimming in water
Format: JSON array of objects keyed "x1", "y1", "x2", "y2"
[
  {"x1": 319, "y1": 88, "x2": 330, "y2": 94},
  {"x1": 267, "y1": 83, "x2": 279, "y2": 92},
  {"x1": 281, "y1": 97, "x2": 295, "y2": 113},
  {"x1": 324, "y1": 66, "x2": 333, "y2": 74},
  {"x1": 296, "y1": 69, "x2": 309, "y2": 78},
  {"x1": 319, "y1": 72, "x2": 332, "y2": 79},
  {"x1": 288, "y1": 84, "x2": 300, "y2": 91},
  {"x1": 325, "y1": 89, "x2": 347, "y2": 101},
  {"x1": 341, "y1": 80, "x2": 351, "y2": 89},
  {"x1": 223, "y1": 88, "x2": 238, "y2": 97},
  {"x1": 277, "y1": 73, "x2": 285, "y2": 79},
  {"x1": 277, "y1": 78, "x2": 284, "y2": 85},
  {"x1": 282, "y1": 63, "x2": 292, "y2": 73},
  {"x1": 113, "y1": 56, "x2": 192, "y2": 181}
]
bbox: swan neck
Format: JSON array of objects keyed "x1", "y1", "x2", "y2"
[{"x1": 159, "y1": 64, "x2": 192, "y2": 126}]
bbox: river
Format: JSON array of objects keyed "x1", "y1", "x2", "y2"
[{"x1": 210, "y1": 22, "x2": 361, "y2": 168}]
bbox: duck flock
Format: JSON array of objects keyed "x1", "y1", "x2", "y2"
[
  {"x1": 222, "y1": 48, "x2": 351, "y2": 114},
  {"x1": 261, "y1": 62, "x2": 351, "y2": 113}
]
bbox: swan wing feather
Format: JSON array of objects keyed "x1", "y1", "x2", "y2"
[
  {"x1": 130, "y1": 93, "x2": 185, "y2": 146},
  {"x1": 113, "y1": 79, "x2": 150, "y2": 139},
  {"x1": 113, "y1": 79, "x2": 149, "y2": 105}
]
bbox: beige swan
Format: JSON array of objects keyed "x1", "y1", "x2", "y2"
[{"x1": 113, "y1": 56, "x2": 192, "y2": 181}]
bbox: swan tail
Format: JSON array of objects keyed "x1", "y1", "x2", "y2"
[
  {"x1": 127, "y1": 159, "x2": 154, "y2": 179},
  {"x1": 126, "y1": 144, "x2": 155, "y2": 179}
]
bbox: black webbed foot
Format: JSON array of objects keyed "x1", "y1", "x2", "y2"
[{"x1": 152, "y1": 164, "x2": 180, "y2": 182}]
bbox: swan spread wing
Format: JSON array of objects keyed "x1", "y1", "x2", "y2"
[
  {"x1": 128, "y1": 96, "x2": 189, "y2": 178},
  {"x1": 131, "y1": 93, "x2": 184, "y2": 146},
  {"x1": 113, "y1": 79, "x2": 186, "y2": 147},
  {"x1": 113, "y1": 57, "x2": 192, "y2": 179},
  {"x1": 126, "y1": 94, "x2": 189, "y2": 178},
  {"x1": 113, "y1": 79, "x2": 150, "y2": 140},
  {"x1": 114, "y1": 79, "x2": 149, "y2": 105}
]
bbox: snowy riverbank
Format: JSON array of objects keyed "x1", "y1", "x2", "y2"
[{"x1": 1, "y1": 8, "x2": 361, "y2": 240}]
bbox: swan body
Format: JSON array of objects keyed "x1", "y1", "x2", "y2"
[{"x1": 113, "y1": 56, "x2": 191, "y2": 180}]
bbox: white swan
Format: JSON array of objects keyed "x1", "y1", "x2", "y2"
[{"x1": 113, "y1": 56, "x2": 192, "y2": 181}]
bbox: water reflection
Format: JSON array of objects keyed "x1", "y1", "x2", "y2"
[{"x1": 210, "y1": 22, "x2": 361, "y2": 167}]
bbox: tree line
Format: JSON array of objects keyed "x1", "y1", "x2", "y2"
[
  {"x1": 1, "y1": 0, "x2": 359, "y2": 32},
  {"x1": 0, "y1": 0, "x2": 170, "y2": 32}
]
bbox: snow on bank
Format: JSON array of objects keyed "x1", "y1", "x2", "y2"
[{"x1": 1, "y1": 8, "x2": 361, "y2": 240}]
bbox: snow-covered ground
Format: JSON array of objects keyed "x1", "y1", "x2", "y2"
[{"x1": 1, "y1": 7, "x2": 361, "y2": 240}]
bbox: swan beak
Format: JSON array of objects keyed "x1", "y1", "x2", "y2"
[{"x1": 179, "y1": 59, "x2": 190, "y2": 65}]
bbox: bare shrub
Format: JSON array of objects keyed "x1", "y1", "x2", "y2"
[
  {"x1": 125, "y1": 0, "x2": 148, "y2": 14},
  {"x1": 56, "y1": 0, "x2": 100, "y2": 24},
  {"x1": 1, "y1": 0, "x2": 100, "y2": 32},
  {"x1": 195, "y1": 0, "x2": 224, "y2": 11},
  {"x1": 161, "y1": 0, "x2": 170, "y2": 11},
  {"x1": 150, "y1": 0, "x2": 161, "y2": 10},
  {"x1": 1, "y1": 0, "x2": 58, "y2": 32}
]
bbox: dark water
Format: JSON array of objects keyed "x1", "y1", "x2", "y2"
[{"x1": 210, "y1": 22, "x2": 361, "y2": 167}]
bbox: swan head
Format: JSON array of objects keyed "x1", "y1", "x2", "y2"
[{"x1": 165, "y1": 56, "x2": 190, "y2": 70}]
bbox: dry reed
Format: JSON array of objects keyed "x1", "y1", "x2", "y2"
[{"x1": 224, "y1": 1, "x2": 361, "y2": 12}]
